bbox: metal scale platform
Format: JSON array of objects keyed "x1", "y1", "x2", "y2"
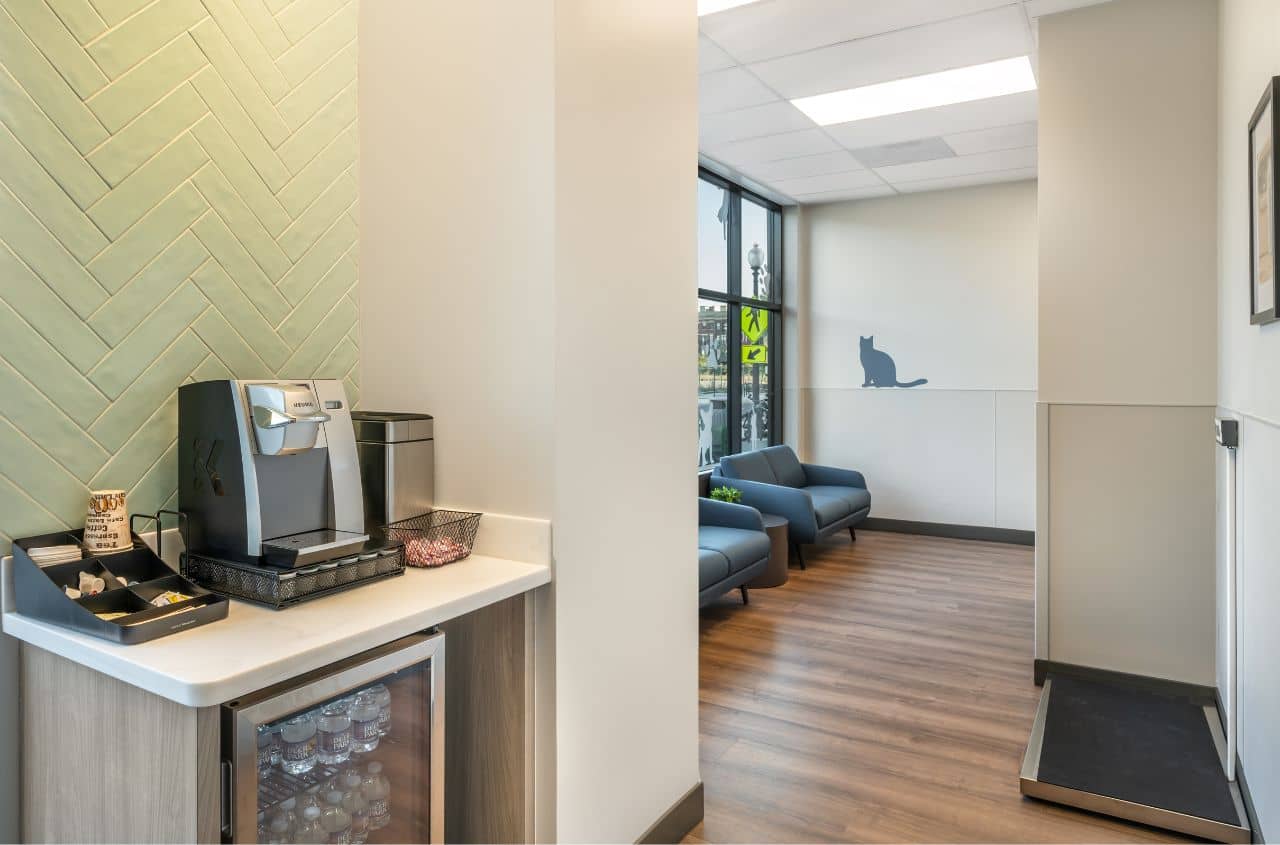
[{"x1": 1020, "y1": 675, "x2": 1252, "y2": 843}]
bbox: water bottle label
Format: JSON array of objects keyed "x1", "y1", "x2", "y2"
[
  {"x1": 353, "y1": 720, "x2": 379, "y2": 742},
  {"x1": 319, "y1": 729, "x2": 351, "y2": 755},
  {"x1": 282, "y1": 737, "x2": 316, "y2": 761},
  {"x1": 369, "y1": 799, "x2": 388, "y2": 817},
  {"x1": 327, "y1": 831, "x2": 351, "y2": 844}
]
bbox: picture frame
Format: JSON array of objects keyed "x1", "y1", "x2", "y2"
[{"x1": 1249, "y1": 77, "x2": 1279, "y2": 325}]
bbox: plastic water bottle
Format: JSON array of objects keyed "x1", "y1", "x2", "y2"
[
  {"x1": 294, "y1": 805, "x2": 326, "y2": 844},
  {"x1": 349, "y1": 693, "x2": 381, "y2": 753},
  {"x1": 267, "y1": 798, "x2": 296, "y2": 844},
  {"x1": 320, "y1": 790, "x2": 353, "y2": 844},
  {"x1": 340, "y1": 771, "x2": 370, "y2": 844},
  {"x1": 362, "y1": 761, "x2": 391, "y2": 831},
  {"x1": 257, "y1": 724, "x2": 276, "y2": 775},
  {"x1": 369, "y1": 684, "x2": 392, "y2": 736},
  {"x1": 280, "y1": 713, "x2": 318, "y2": 774},
  {"x1": 316, "y1": 701, "x2": 353, "y2": 765}
]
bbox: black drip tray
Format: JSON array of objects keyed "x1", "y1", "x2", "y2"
[{"x1": 1020, "y1": 675, "x2": 1250, "y2": 843}]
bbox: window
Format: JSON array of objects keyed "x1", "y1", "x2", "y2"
[{"x1": 697, "y1": 168, "x2": 782, "y2": 467}]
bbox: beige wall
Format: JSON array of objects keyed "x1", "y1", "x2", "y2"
[
  {"x1": 788, "y1": 182, "x2": 1038, "y2": 530},
  {"x1": 1217, "y1": 0, "x2": 1280, "y2": 833},
  {"x1": 359, "y1": 2, "x2": 699, "y2": 841},
  {"x1": 1036, "y1": 0, "x2": 1219, "y2": 682}
]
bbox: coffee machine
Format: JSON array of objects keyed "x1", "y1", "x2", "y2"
[{"x1": 178, "y1": 379, "x2": 369, "y2": 567}]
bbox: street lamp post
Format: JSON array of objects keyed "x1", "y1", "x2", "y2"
[{"x1": 747, "y1": 242, "x2": 764, "y2": 449}]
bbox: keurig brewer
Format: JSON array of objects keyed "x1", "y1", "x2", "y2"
[{"x1": 179, "y1": 379, "x2": 369, "y2": 567}]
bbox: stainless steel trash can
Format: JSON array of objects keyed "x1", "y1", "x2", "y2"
[{"x1": 351, "y1": 411, "x2": 434, "y2": 528}]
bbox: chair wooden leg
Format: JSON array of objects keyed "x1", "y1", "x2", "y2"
[
  {"x1": 849, "y1": 526, "x2": 857, "y2": 542},
  {"x1": 740, "y1": 585, "x2": 749, "y2": 604},
  {"x1": 791, "y1": 542, "x2": 806, "y2": 570}
]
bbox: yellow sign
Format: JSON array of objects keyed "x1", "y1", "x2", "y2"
[
  {"x1": 741, "y1": 308, "x2": 768, "y2": 343},
  {"x1": 742, "y1": 345, "x2": 767, "y2": 365}
]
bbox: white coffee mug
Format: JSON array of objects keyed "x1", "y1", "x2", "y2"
[{"x1": 84, "y1": 489, "x2": 130, "y2": 552}]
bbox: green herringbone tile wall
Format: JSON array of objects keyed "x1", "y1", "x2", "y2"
[{"x1": 0, "y1": 0, "x2": 360, "y2": 552}]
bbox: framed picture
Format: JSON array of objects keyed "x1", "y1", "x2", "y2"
[{"x1": 1249, "y1": 78, "x2": 1279, "y2": 325}]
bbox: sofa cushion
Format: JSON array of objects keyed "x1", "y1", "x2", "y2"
[
  {"x1": 760, "y1": 445, "x2": 806, "y2": 488},
  {"x1": 718, "y1": 450, "x2": 776, "y2": 484},
  {"x1": 699, "y1": 526, "x2": 770, "y2": 574},
  {"x1": 805, "y1": 485, "x2": 871, "y2": 517},
  {"x1": 698, "y1": 548, "x2": 731, "y2": 590},
  {"x1": 806, "y1": 488, "x2": 853, "y2": 527}
]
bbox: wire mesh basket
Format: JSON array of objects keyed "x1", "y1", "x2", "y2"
[
  {"x1": 386, "y1": 510, "x2": 482, "y2": 568},
  {"x1": 182, "y1": 544, "x2": 405, "y2": 609}
]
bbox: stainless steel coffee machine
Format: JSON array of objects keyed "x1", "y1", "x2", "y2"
[{"x1": 178, "y1": 379, "x2": 369, "y2": 567}]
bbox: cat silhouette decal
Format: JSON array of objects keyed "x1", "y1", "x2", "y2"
[{"x1": 859, "y1": 336, "x2": 928, "y2": 388}]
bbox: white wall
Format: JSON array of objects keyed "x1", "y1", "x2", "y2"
[
  {"x1": 789, "y1": 181, "x2": 1038, "y2": 530},
  {"x1": 1036, "y1": 0, "x2": 1219, "y2": 683},
  {"x1": 1217, "y1": 0, "x2": 1280, "y2": 834},
  {"x1": 359, "y1": 3, "x2": 699, "y2": 841}
]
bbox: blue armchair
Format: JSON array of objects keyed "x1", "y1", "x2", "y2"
[
  {"x1": 698, "y1": 498, "x2": 771, "y2": 608},
  {"x1": 711, "y1": 445, "x2": 870, "y2": 568}
]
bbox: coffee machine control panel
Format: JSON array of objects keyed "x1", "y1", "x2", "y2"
[{"x1": 245, "y1": 382, "x2": 331, "y2": 456}]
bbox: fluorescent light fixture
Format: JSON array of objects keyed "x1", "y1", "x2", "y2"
[
  {"x1": 698, "y1": 0, "x2": 762, "y2": 16},
  {"x1": 791, "y1": 56, "x2": 1037, "y2": 126}
]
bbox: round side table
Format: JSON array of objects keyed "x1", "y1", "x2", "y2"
[{"x1": 748, "y1": 513, "x2": 790, "y2": 588}]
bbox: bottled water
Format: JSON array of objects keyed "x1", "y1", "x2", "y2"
[
  {"x1": 340, "y1": 771, "x2": 371, "y2": 844},
  {"x1": 257, "y1": 724, "x2": 276, "y2": 776},
  {"x1": 280, "y1": 714, "x2": 318, "y2": 774},
  {"x1": 266, "y1": 798, "x2": 296, "y2": 844},
  {"x1": 298, "y1": 785, "x2": 323, "y2": 819},
  {"x1": 316, "y1": 701, "x2": 353, "y2": 765},
  {"x1": 369, "y1": 684, "x2": 392, "y2": 736},
  {"x1": 362, "y1": 761, "x2": 391, "y2": 831},
  {"x1": 320, "y1": 790, "x2": 353, "y2": 844},
  {"x1": 294, "y1": 805, "x2": 326, "y2": 844},
  {"x1": 349, "y1": 693, "x2": 381, "y2": 753}
]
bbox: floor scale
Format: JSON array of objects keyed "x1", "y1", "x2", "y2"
[{"x1": 1019, "y1": 674, "x2": 1251, "y2": 843}]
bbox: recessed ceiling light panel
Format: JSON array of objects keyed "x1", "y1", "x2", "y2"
[
  {"x1": 698, "y1": 0, "x2": 763, "y2": 16},
  {"x1": 791, "y1": 56, "x2": 1037, "y2": 126}
]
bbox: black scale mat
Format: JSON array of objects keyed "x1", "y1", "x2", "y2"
[{"x1": 1037, "y1": 675, "x2": 1240, "y2": 826}]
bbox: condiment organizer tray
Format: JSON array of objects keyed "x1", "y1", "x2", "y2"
[{"x1": 10, "y1": 529, "x2": 228, "y2": 645}]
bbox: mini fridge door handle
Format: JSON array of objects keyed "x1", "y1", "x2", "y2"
[{"x1": 221, "y1": 759, "x2": 234, "y2": 837}]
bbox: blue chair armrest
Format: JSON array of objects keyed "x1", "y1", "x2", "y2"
[
  {"x1": 802, "y1": 463, "x2": 867, "y2": 490},
  {"x1": 711, "y1": 475, "x2": 818, "y2": 542},
  {"x1": 698, "y1": 498, "x2": 765, "y2": 532}
]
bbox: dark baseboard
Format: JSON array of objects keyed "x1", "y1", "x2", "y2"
[
  {"x1": 637, "y1": 782, "x2": 704, "y2": 844},
  {"x1": 1236, "y1": 753, "x2": 1265, "y2": 844},
  {"x1": 1213, "y1": 691, "x2": 1266, "y2": 844},
  {"x1": 862, "y1": 517, "x2": 1034, "y2": 546},
  {"x1": 1033, "y1": 659, "x2": 1217, "y2": 703}
]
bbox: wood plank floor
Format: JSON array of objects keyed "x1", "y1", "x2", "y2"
[{"x1": 685, "y1": 530, "x2": 1191, "y2": 844}]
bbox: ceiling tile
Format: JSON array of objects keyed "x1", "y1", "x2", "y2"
[
  {"x1": 706, "y1": 128, "x2": 841, "y2": 165},
  {"x1": 699, "y1": 67, "x2": 779, "y2": 115},
  {"x1": 943, "y1": 120, "x2": 1038, "y2": 155},
  {"x1": 699, "y1": 0, "x2": 1010, "y2": 65},
  {"x1": 792, "y1": 184, "x2": 897, "y2": 204},
  {"x1": 1022, "y1": 0, "x2": 1112, "y2": 19},
  {"x1": 892, "y1": 166, "x2": 1038, "y2": 194},
  {"x1": 747, "y1": 6, "x2": 1032, "y2": 100},
  {"x1": 700, "y1": 100, "x2": 816, "y2": 147},
  {"x1": 825, "y1": 90, "x2": 1038, "y2": 149},
  {"x1": 739, "y1": 150, "x2": 865, "y2": 181},
  {"x1": 875, "y1": 145, "x2": 1037, "y2": 183},
  {"x1": 771, "y1": 169, "x2": 885, "y2": 195},
  {"x1": 699, "y1": 35, "x2": 737, "y2": 74}
]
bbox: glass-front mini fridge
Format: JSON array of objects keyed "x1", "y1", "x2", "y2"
[{"x1": 221, "y1": 632, "x2": 444, "y2": 843}]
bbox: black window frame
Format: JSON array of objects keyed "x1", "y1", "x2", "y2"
[{"x1": 698, "y1": 166, "x2": 784, "y2": 461}]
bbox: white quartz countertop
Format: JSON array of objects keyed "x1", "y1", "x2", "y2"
[{"x1": 1, "y1": 513, "x2": 551, "y2": 707}]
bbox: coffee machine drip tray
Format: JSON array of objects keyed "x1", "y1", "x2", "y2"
[{"x1": 261, "y1": 529, "x2": 369, "y2": 568}]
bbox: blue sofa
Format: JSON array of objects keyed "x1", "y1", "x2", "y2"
[
  {"x1": 712, "y1": 445, "x2": 870, "y2": 568},
  {"x1": 698, "y1": 498, "x2": 771, "y2": 608}
]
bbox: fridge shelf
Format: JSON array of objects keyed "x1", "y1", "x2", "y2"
[{"x1": 9, "y1": 527, "x2": 228, "y2": 645}]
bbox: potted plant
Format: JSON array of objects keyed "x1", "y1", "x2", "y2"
[{"x1": 710, "y1": 486, "x2": 742, "y2": 504}]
